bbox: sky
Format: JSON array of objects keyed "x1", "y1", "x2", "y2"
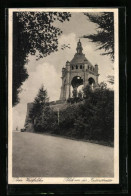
[{"x1": 13, "y1": 12, "x2": 114, "y2": 130}]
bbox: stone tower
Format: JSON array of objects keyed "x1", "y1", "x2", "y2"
[{"x1": 60, "y1": 39, "x2": 99, "y2": 100}]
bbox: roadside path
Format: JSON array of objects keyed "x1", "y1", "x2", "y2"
[{"x1": 13, "y1": 132, "x2": 114, "y2": 177}]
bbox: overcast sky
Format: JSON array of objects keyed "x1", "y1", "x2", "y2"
[{"x1": 13, "y1": 12, "x2": 114, "y2": 130}]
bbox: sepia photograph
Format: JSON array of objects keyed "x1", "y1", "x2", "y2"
[{"x1": 8, "y1": 8, "x2": 119, "y2": 184}]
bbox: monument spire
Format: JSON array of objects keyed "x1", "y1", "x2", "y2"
[{"x1": 76, "y1": 39, "x2": 83, "y2": 54}]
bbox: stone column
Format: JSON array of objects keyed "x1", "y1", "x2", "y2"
[
  {"x1": 95, "y1": 75, "x2": 99, "y2": 85},
  {"x1": 60, "y1": 85, "x2": 64, "y2": 100},
  {"x1": 65, "y1": 61, "x2": 71, "y2": 99},
  {"x1": 60, "y1": 68, "x2": 66, "y2": 100},
  {"x1": 84, "y1": 63, "x2": 88, "y2": 87},
  {"x1": 95, "y1": 64, "x2": 99, "y2": 86}
]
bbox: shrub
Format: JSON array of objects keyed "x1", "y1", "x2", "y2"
[{"x1": 30, "y1": 83, "x2": 114, "y2": 146}]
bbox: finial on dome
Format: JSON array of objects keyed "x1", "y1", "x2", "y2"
[{"x1": 76, "y1": 39, "x2": 83, "y2": 54}]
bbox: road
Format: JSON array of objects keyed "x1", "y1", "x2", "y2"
[{"x1": 13, "y1": 132, "x2": 114, "y2": 177}]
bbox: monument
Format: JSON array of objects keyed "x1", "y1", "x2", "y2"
[
  {"x1": 60, "y1": 39, "x2": 99, "y2": 100},
  {"x1": 25, "y1": 40, "x2": 99, "y2": 131}
]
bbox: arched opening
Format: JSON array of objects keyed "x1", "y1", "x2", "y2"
[
  {"x1": 71, "y1": 76, "x2": 83, "y2": 88},
  {"x1": 80, "y1": 65, "x2": 82, "y2": 69},
  {"x1": 88, "y1": 77, "x2": 95, "y2": 89},
  {"x1": 76, "y1": 65, "x2": 78, "y2": 69},
  {"x1": 72, "y1": 65, "x2": 74, "y2": 70},
  {"x1": 63, "y1": 79, "x2": 66, "y2": 98},
  {"x1": 71, "y1": 76, "x2": 83, "y2": 97}
]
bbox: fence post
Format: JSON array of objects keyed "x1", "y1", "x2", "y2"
[{"x1": 58, "y1": 108, "x2": 59, "y2": 125}]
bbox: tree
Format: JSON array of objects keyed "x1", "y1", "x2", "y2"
[
  {"x1": 28, "y1": 82, "x2": 114, "y2": 145},
  {"x1": 78, "y1": 90, "x2": 83, "y2": 99},
  {"x1": 13, "y1": 12, "x2": 71, "y2": 106},
  {"x1": 29, "y1": 85, "x2": 49, "y2": 127},
  {"x1": 28, "y1": 85, "x2": 59, "y2": 132},
  {"x1": 82, "y1": 12, "x2": 114, "y2": 61},
  {"x1": 82, "y1": 84, "x2": 92, "y2": 99},
  {"x1": 72, "y1": 88, "x2": 77, "y2": 98}
]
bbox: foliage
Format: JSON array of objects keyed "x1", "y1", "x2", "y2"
[
  {"x1": 29, "y1": 85, "x2": 49, "y2": 125},
  {"x1": 59, "y1": 84, "x2": 114, "y2": 144},
  {"x1": 67, "y1": 89, "x2": 83, "y2": 104},
  {"x1": 34, "y1": 107, "x2": 58, "y2": 133},
  {"x1": 82, "y1": 12, "x2": 114, "y2": 61},
  {"x1": 13, "y1": 12, "x2": 71, "y2": 106},
  {"x1": 29, "y1": 85, "x2": 59, "y2": 133},
  {"x1": 29, "y1": 83, "x2": 114, "y2": 146},
  {"x1": 67, "y1": 97, "x2": 82, "y2": 104},
  {"x1": 82, "y1": 84, "x2": 92, "y2": 99},
  {"x1": 78, "y1": 90, "x2": 83, "y2": 99},
  {"x1": 72, "y1": 88, "x2": 77, "y2": 98}
]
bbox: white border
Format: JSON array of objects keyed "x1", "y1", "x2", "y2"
[{"x1": 8, "y1": 8, "x2": 119, "y2": 184}]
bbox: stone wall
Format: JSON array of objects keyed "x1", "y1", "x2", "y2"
[{"x1": 24, "y1": 103, "x2": 34, "y2": 132}]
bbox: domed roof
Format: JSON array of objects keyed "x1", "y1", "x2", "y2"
[
  {"x1": 70, "y1": 40, "x2": 93, "y2": 67},
  {"x1": 70, "y1": 53, "x2": 88, "y2": 65}
]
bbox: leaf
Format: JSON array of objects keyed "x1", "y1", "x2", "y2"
[{"x1": 82, "y1": 12, "x2": 114, "y2": 61}]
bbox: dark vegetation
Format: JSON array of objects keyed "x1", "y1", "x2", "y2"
[
  {"x1": 82, "y1": 12, "x2": 114, "y2": 61},
  {"x1": 82, "y1": 12, "x2": 114, "y2": 87},
  {"x1": 13, "y1": 12, "x2": 114, "y2": 106},
  {"x1": 13, "y1": 12, "x2": 71, "y2": 106},
  {"x1": 27, "y1": 83, "x2": 114, "y2": 146}
]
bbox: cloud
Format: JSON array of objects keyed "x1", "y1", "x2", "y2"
[
  {"x1": 13, "y1": 33, "x2": 77, "y2": 130},
  {"x1": 13, "y1": 61, "x2": 61, "y2": 130},
  {"x1": 40, "y1": 33, "x2": 77, "y2": 71},
  {"x1": 13, "y1": 32, "x2": 113, "y2": 130}
]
